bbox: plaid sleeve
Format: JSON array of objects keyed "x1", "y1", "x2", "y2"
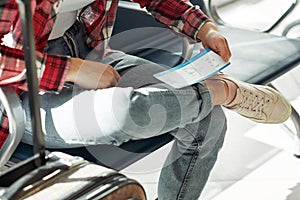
[
  {"x1": 0, "y1": 45, "x2": 70, "y2": 93},
  {"x1": 39, "y1": 54, "x2": 70, "y2": 93},
  {"x1": 0, "y1": 0, "x2": 70, "y2": 93},
  {"x1": 132, "y1": 0, "x2": 209, "y2": 41}
]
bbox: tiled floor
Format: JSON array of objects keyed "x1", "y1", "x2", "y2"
[
  {"x1": 121, "y1": 1, "x2": 300, "y2": 199},
  {"x1": 201, "y1": 102, "x2": 300, "y2": 200}
]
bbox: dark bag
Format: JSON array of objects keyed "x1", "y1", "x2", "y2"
[
  {"x1": 0, "y1": 152, "x2": 146, "y2": 200},
  {"x1": 0, "y1": 0, "x2": 146, "y2": 199}
]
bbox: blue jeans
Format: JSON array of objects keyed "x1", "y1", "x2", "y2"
[{"x1": 21, "y1": 20, "x2": 227, "y2": 200}]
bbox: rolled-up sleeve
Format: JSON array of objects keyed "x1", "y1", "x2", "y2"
[
  {"x1": 132, "y1": 0, "x2": 210, "y2": 40},
  {"x1": 0, "y1": 44, "x2": 70, "y2": 93}
]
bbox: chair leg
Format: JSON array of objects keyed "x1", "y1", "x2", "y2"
[
  {"x1": 287, "y1": 106, "x2": 300, "y2": 158},
  {"x1": 268, "y1": 83, "x2": 300, "y2": 157}
]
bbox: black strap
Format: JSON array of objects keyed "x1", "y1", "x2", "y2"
[{"x1": 16, "y1": 0, "x2": 46, "y2": 166}]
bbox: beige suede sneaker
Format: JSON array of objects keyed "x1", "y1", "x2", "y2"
[{"x1": 210, "y1": 73, "x2": 292, "y2": 124}]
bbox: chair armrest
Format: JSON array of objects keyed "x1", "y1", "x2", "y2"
[
  {"x1": 0, "y1": 86, "x2": 25, "y2": 167},
  {"x1": 201, "y1": 0, "x2": 299, "y2": 32}
]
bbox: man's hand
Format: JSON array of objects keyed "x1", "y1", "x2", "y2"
[
  {"x1": 66, "y1": 57, "x2": 121, "y2": 89},
  {"x1": 197, "y1": 21, "x2": 231, "y2": 62}
]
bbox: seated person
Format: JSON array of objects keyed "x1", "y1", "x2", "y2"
[{"x1": 0, "y1": 0, "x2": 291, "y2": 199}]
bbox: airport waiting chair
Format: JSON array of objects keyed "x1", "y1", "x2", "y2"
[
  {"x1": 199, "y1": 0, "x2": 300, "y2": 156},
  {"x1": 0, "y1": 87, "x2": 25, "y2": 167},
  {"x1": 2, "y1": 0, "x2": 300, "y2": 171}
]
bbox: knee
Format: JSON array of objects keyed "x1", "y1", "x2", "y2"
[
  {"x1": 117, "y1": 91, "x2": 172, "y2": 139},
  {"x1": 94, "y1": 87, "x2": 167, "y2": 141}
]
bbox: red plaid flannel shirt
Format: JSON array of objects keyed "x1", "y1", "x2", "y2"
[{"x1": 0, "y1": 0, "x2": 208, "y2": 148}]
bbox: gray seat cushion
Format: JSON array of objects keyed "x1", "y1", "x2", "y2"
[{"x1": 220, "y1": 26, "x2": 300, "y2": 84}]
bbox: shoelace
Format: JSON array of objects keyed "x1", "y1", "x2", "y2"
[{"x1": 238, "y1": 90, "x2": 271, "y2": 117}]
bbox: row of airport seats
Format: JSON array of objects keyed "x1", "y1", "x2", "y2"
[{"x1": 1, "y1": 0, "x2": 300, "y2": 173}]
